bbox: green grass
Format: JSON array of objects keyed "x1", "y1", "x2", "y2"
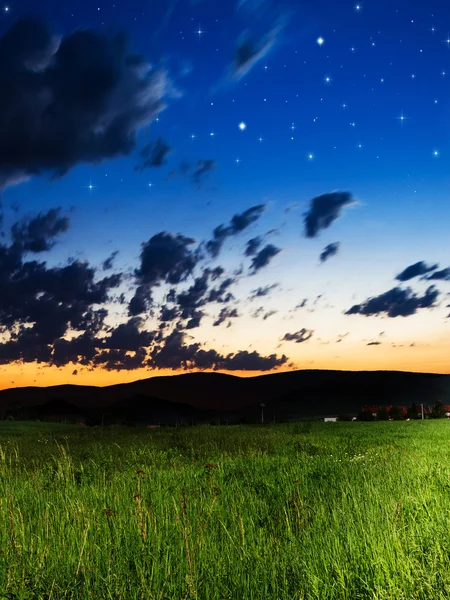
[{"x1": 1, "y1": 420, "x2": 450, "y2": 599}]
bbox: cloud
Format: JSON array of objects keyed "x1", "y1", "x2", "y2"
[
  {"x1": 136, "y1": 138, "x2": 172, "y2": 170},
  {"x1": 0, "y1": 17, "x2": 171, "y2": 188},
  {"x1": 102, "y1": 250, "x2": 119, "y2": 271},
  {"x1": 11, "y1": 208, "x2": 69, "y2": 253},
  {"x1": 232, "y1": 27, "x2": 281, "y2": 80},
  {"x1": 103, "y1": 317, "x2": 154, "y2": 351},
  {"x1": 345, "y1": 286, "x2": 440, "y2": 318},
  {"x1": 245, "y1": 236, "x2": 263, "y2": 257},
  {"x1": 249, "y1": 283, "x2": 279, "y2": 301},
  {"x1": 423, "y1": 267, "x2": 450, "y2": 281},
  {"x1": 395, "y1": 261, "x2": 439, "y2": 282},
  {"x1": 147, "y1": 329, "x2": 287, "y2": 371},
  {"x1": 213, "y1": 307, "x2": 239, "y2": 327},
  {"x1": 282, "y1": 329, "x2": 314, "y2": 343},
  {"x1": 249, "y1": 244, "x2": 281, "y2": 273},
  {"x1": 320, "y1": 242, "x2": 340, "y2": 263},
  {"x1": 192, "y1": 159, "x2": 216, "y2": 185},
  {"x1": 304, "y1": 192, "x2": 353, "y2": 238},
  {"x1": 206, "y1": 204, "x2": 266, "y2": 258},
  {"x1": 367, "y1": 341, "x2": 381, "y2": 346}
]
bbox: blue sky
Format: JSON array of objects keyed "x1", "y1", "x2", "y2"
[{"x1": 0, "y1": 0, "x2": 449, "y2": 387}]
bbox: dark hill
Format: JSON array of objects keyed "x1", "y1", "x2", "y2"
[{"x1": 0, "y1": 369, "x2": 449, "y2": 424}]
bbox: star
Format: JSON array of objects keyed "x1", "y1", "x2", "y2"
[
  {"x1": 191, "y1": 134, "x2": 196, "y2": 139},
  {"x1": 317, "y1": 37, "x2": 325, "y2": 46},
  {"x1": 148, "y1": 182, "x2": 154, "y2": 188},
  {"x1": 307, "y1": 153, "x2": 315, "y2": 161},
  {"x1": 235, "y1": 158, "x2": 241, "y2": 164},
  {"x1": 396, "y1": 110, "x2": 410, "y2": 124},
  {"x1": 239, "y1": 122, "x2": 247, "y2": 131},
  {"x1": 4, "y1": 5, "x2": 9, "y2": 12},
  {"x1": 324, "y1": 75, "x2": 332, "y2": 84},
  {"x1": 258, "y1": 136, "x2": 264, "y2": 142},
  {"x1": 355, "y1": 3, "x2": 362, "y2": 11},
  {"x1": 210, "y1": 132, "x2": 216, "y2": 138},
  {"x1": 84, "y1": 180, "x2": 97, "y2": 195},
  {"x1": 443, "y1": 34, "x2": 450, "y2": 48},
  {"x1": 432, "y1": 150, "x2": 440, "y2": 158},
  {"x1": 195, "y1": 24, "x2": 204, "y2": 39}
]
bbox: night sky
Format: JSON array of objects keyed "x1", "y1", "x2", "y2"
[{"x1": 0, "y1": 0, "x2": 449, "y2": 389}]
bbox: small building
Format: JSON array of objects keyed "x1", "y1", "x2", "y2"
[{"x1": 324, "y1": 417, "x2": 338, "y2": 423}]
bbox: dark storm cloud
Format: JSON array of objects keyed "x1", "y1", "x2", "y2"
[
  {"x1": 249, "y1": 244, "x2": 281, "y2": 273},
  {"x1": 0, "y1": 17, "x2": 171, "y2": 188},
  {"x1": 245, "y1": 236, "x2": 263, "y2": 257},
  {"x1": 102, "y1": 250, "x2": 119, "y2": 271},
  {"x1": 136, "y1": 138, "x2": 172, "y2": 170},
  {"x1": 304, "y1": 192, "x2": 353, "y2": 238},
  {"x1": 11, "y1": 208, "x2": 69, "y2": 253},
  {"x1": 345, "y1": 286, "x2": 440, "y2": 318},
  {"x1": 128, "y1": 284, "x2": 153, "y2": 316},
  {"x1": 148, "y1": 330, "x2": 287, "y2": 371},
  {"x1": 249, "y1": 283, "x2": 279, "y2": 301},
  {"x1": 206, "y1": 204, "x2": 266, "y2": 258},
  {"x1": 424, "y1": 267, "x2": 450, "y2": 281},
  {"x1": 213, "y1": 307, "x2": 239, "y2": 327},
  {"x1": 320, "y1": 242, "x2": 340, "y2": 263},
  {"x1": 395, "y1": 261, "x2": 439, "y2": 282},
  {"x1": 282, "y1": 329, "x2": 314, "y2": 343}
]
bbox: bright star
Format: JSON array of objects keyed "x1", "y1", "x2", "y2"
[
  {"x1": 258, "y1": 136, "x2": 263, "y2": 142},
  {"x1": 235, "y1": 158, "x2": 241, "y2": 164},
  {"x1": 84, "y1": 180, "x2": 97, "y2": 195},
  {"x1": 239, "y1": 122, "x2": 247, "y2": 131},
  {"x1": 324, "y1": 75, "x2": 332, "y2": 84},
  {"x1": 4, "y1": 5, "x2": 9, "y2": 11},
  {"x1": 307, "y1": 153, "x2": 315, "y2": 161},
  {"x1": 191, "y1": 134, "x2": 196, "y2": 139},
  {"x1": 195, "y1": 24, "x2": 204, "y2": 39},
  {"x1": 355, "y1": 4, "x2": 361, "y2": 11},
  {"x1": 396, "y1": 110, "x2": 410, "y2": 124},
  {"x1": 443, "y1": 34, "x2": 450, "y2": 47},
  {"x1": 148, "y1": 182, "x2": 154, "y2": 188},
  {"x1": 317, "y1": 37, "x2": 324, "y2": 46},
  {"x1": 432, "y1": 150, "x2": 440, "y2": 157},
  {"x1": 210, "y1": 132, "x2": 215, "y2": 138}
]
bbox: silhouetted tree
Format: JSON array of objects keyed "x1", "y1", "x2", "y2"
[
  {"x1": 431, "y1": 400, "x2": 445, "y2": 419},
  {"x1": 358, "y1": 410, "x2": 374, "y2": 421},
  {"x1": 389, "y1": 406, "x2": 404, "y2": 420},
  {"x1": 377, "y1": 406, "x2": 389, "y2": 421},
  {"x1": 407, "y1": 403, "x2": 420, "y2": 419}
]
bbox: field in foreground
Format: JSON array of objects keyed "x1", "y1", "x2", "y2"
[{"x1": 1, "y1": 421, "x2": 450, "y2": 600}]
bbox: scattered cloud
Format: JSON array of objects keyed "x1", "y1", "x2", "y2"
[
  {"x1": 249, "y1": 244, "x2": 281, "y2": 273},
  {"x1": 423, "y1": 267, "x2": 450, "y2": 281},
  {"x1": 304, "y1": 192, "x2": 353, "y2": 238},
  {"x1": 282, "y1": 329, "x2": 314, "y2": 343},
  {"x1": 249, "y1": 283, "x2": 279, "y2": 301},
  {"x1": 136, "y1": 138, "x2": 172, "y2": 170},
  {"x1": 395, "y1": 261, "x2": 439, "y2": 282},
  {"x1": 319, "y1": 242, "x2": 340, "y2": 263},
  {"x1": 206, "y1": 204, "x2": 266, "y2": 258},
  {"x1": 345, "y1": 286, "x2": 440, "y2": 318}
]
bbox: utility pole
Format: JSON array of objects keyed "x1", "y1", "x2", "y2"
[
  {"x1": 260, "y1": 403, "x2": 265, "y2": 424},
  {"x1": 421, "y1": 403, "x2": 424, "y2": 420}
]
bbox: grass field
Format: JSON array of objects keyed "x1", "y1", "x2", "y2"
[{"x1": 1, "y1": 420, "x2": 450, "y2": 599}]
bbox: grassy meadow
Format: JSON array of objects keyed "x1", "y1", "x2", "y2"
[{"x1": 1, "y1": 420, "x2": 450, "y2": 599}]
